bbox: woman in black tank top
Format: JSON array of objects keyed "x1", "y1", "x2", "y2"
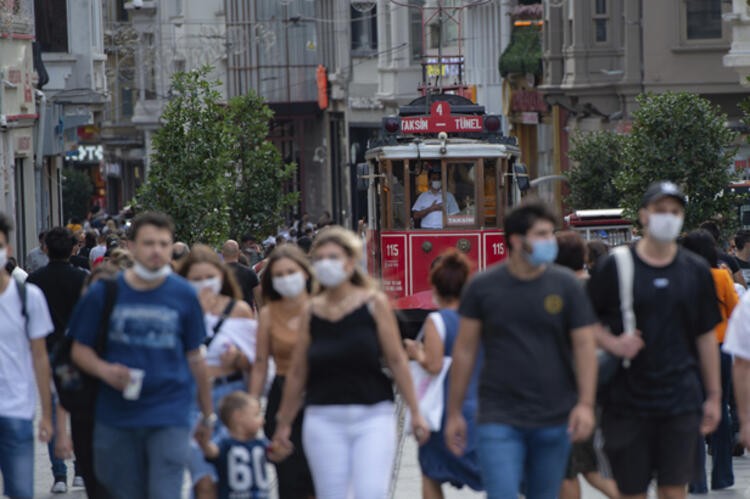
[{"x1": 270, "y1": 227, "x2": 429, "y2": 499}]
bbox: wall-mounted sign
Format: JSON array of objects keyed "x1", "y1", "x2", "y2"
[
  {"x1": 511, "y1": 90, "x2": 547, "y2": 113},
  {"x1": 519, "y1": 112, "x2": 539, "y2": 125},
  {"x1": 425, "y1": 56, "x2": 464, "y2": 78},
  {"x1": 68, "y1": 144, "x2": 104, "y2": 163},
  {"x1": 15, "y1": 134, "x2": 32, "y2": 155}
]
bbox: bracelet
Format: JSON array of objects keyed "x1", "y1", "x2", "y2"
[{"x1": 201, "y1": 413, "x2": 218, "y2": 427}]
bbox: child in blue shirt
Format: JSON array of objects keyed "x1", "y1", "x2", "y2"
[{"x1": 196, "y1": 391, "x2": 272, "y2": 499}]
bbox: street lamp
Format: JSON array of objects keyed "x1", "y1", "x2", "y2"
[{"x1": 352, "y1": 1, "x2": 377, "y2": 13}]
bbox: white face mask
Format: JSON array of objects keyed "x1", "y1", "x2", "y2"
[
  {"x1": 431, "y1": 180, "x2": 441, "y2": 190},
  {"x1": 189, "y1": 276, "x2": 222, "y2": 295},
  {"x1": 0, "y1": 248, "x2": 7, "y2": 269},
  {"x1": 648, "y1": 213, "x2": 684, "y2": 243},
  {"x1": 313, "y1": 258, "x2": 348, "y2": 288},
  {"x1": 132, "y1": 261, "x2": 172, "y2": 282},
  {"x1": 272, "y1": 272, "x2": 306, "y2": 298}
]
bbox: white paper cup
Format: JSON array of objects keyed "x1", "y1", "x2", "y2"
[{"x1": 123, "y1": 368, "x2": 145, "y2": 400}]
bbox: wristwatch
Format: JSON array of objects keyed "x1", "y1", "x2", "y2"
[{"x1": 201, "y1": 413, "x2": 218, "y2": 427}]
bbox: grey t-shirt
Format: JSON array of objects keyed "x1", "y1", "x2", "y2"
[{"x1": 459, "y1": 263, "x2": 597, "y2": 428}]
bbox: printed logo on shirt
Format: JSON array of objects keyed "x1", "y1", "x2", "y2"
[
  {"x1": 544, "y1": 294, "x2": 563, "y2": 315},
  {"x1": 653, "y1": 278, "x2": 669, "y2": 288},
  {"x1": 109, "y1": 305, "x2": 179, "y2": 349}
]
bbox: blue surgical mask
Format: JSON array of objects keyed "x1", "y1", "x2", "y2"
[{"x1": 524, "y1": 238, "x2": 558, "y2": 267}]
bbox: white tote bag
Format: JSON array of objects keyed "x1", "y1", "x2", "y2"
[{"x1": 405, "y1": 312, "x2": 452, "y2": 433}]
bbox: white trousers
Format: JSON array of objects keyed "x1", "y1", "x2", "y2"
[{"x1": 302, "y1": 401, "x2": 396, "y2": 499}]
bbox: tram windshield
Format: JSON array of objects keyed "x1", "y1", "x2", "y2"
[{"x1": 377, "y1": 157, "x2": 510, "y2": 230}]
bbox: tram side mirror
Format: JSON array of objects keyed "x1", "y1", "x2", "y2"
[
  {"x1": 356, "y1": 163, "x2": 370, "y2": 191},
  {"x1": 514, "y1": 163, "x2": 530, "y2": 192}
]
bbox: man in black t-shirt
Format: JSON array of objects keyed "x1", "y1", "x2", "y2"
[
  {"x1": 445, "y1": 201, "x2": 598, "y2": 499},
  {"x1": 27, "y1": 227, "x2": 88, "y2": 493},
  {"x1": 222, "y1": 240, "x2": 261, "y2": 309},
  {"x1": 588, "y1": 181, "x2": 722, "y2": 499}
]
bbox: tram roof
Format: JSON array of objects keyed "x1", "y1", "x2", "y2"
[{"x1": 365, "y1": 139, "x2": 520, "y2": 161}]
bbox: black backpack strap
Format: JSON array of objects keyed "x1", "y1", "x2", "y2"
[
  {"x1": 94, "y1": 279, "x2": 118, "y2": 356},
  {"x1": 15, "y1": 279, "x2": 29, "y2": 339},
  {"x1": 205, "y1": 299, "x2": 236, "y2": 346}
]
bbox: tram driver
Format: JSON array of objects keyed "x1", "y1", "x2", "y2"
[{"x1": 412, "y1": 167, "x2": 460, "y2": 229}]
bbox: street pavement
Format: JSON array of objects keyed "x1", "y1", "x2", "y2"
[
  {"x1": 14, "y1": 431, "x2": 750, "y2": 498},
  {"x1": 11, "y1": 402, "x2": 750, "y2": 499}
]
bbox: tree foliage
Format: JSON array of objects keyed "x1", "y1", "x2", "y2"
[
  {"x1": 614, "y1": 92, "x2": 737, "y2": 231},
  {"x1": 226, "y1": 92, "x2": 298, "y2": 239},
  {"x1": 62, "y1": 168, "x2": 94, "y2": 222},
  {"x1": 135, "y1": 66, "x2": 296, "y2": 245},
  {"x1": 565, "y1": 131, "x2": 623, "y2": 210}
]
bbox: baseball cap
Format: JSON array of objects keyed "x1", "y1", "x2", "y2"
[{"x1": 641, "y1": 181, "x2": 686, "y2": 207}]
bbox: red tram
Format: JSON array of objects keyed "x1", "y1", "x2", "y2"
[{"x1": 362, "y1": 94, "x2": 525, "y2": 334}]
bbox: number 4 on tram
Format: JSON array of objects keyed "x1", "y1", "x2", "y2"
[{"x1": 361, "y1": 95, "x2": 526, "y2": 337}]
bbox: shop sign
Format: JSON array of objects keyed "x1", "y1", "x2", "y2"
[
  {"x1": 520, "y1": 112, "x2": 539, "y2": 125},
  {"x1": 68, "y1": 144, "x2": 104, "y2": 163},
  {"x1": 15, "y1": 134, "x2": 32, "y2": 155},
  {"x1": 511, "y1": 90, "x2": 547, "y2": 113}
]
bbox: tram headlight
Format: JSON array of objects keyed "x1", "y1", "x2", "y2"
[
  {"x1": 384, "y1": 117, "x2": 400, "y2": 134},
  {"x1": 484, "y1": 115, "x2": 501, "y2": 133},
  {"x1": 382, "y1": 116, "x2": 401, "y2": 145}
]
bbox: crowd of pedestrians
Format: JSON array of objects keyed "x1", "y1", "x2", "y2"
[{"x1": 6, "y1": 180, "x2": 750, "y2": 499}]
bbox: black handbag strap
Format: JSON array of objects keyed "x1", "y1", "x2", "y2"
[
  {"x1": 205, "y1": 299, "x2": 236, "y2": 346},
  {"x1": 94, "y1": 279, "x2": 118, "y2": 356}
]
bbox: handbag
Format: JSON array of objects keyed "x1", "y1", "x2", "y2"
[
  {"x1": 598, "y1": 245, "x2": 636, "y2": 389},
  {"x1": 405, "y1": 311, "x2": 452, "y2": 433}
]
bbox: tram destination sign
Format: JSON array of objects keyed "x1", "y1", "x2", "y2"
[{"x1": 400, "y1": 102, "x2": 484, "y2": 134}]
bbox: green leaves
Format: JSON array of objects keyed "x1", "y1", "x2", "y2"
[
  {"x1": 135, "y1": 66, "x2": 297, "y2": 246},
  {"x1": 615, "y1": 92, "x2": 737, "y2": 232},
  {"x1": 567, "y1": 92, "x2": 738, "y2": 234},
  {"x1": 566, "y1": 131, "x2": 624, "y2": 210}
]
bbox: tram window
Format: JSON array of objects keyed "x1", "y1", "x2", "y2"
[
  {"x1": 390, "y1": 161, "x2": 406, "y2": 229},
  {"x1": 446, "y1": 162, "x2": 476, "y2": 226},
  {"x1": 484, "y1": 159, "x2": 498, "y2": 227}
]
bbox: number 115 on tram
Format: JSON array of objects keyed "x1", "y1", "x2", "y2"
[{"x1": 360, "y1": 95, "x2": 527, "y2": 335}]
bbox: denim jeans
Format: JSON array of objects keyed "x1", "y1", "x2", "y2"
[
  {"x1": 689, "y1": 350, "x2": 734, "y2": 493},
  {"x1": 93, "y1": 423, "x2": 191, "y2": 499},
  {"x1": 48, "y1": 394, "x2": 68, "y2": 480},
  {"x1": 476, "y1": 423, "x2": 571, "y2": 499},
  {"x1": 0, "y1": 416, "x2": 34, "y2": 499}
]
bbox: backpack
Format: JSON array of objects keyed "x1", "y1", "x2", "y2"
[
  {"x1": 16, "y1": 279, "x2": 29, "y2": 338},
  {"x1": 51, "y1": 279, "x2": 118, "y2": 414}
]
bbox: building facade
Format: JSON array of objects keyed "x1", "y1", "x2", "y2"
[
  {"x1": 1, "y1": 0, "x2": 44, "y2": 258},
  {"x1": 542, "y1": 0, "x2": 750, "y2": 204},
  {"x1": 724, "y1": 0, "x2": 750, "y2": 86},
  {"x1": 224, "y1": 0, "x2": 516, "y2": 229},
  {"x1": 225, "y1": 0, "x2": 353, "y2": 227},
  {"x1": 34, "y1": 0, "x2": 107, "y2": 244}
]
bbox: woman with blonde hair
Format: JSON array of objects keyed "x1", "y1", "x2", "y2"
[
  {"x1": 177, "y1": 244, "x2": 256, "y2": 499},
  {"x1": 250, "y1": 244, "x2": 316, "y2": 498},
  {"x1": 271, "y1": 226, "x2": 430, "y2": 499}
]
